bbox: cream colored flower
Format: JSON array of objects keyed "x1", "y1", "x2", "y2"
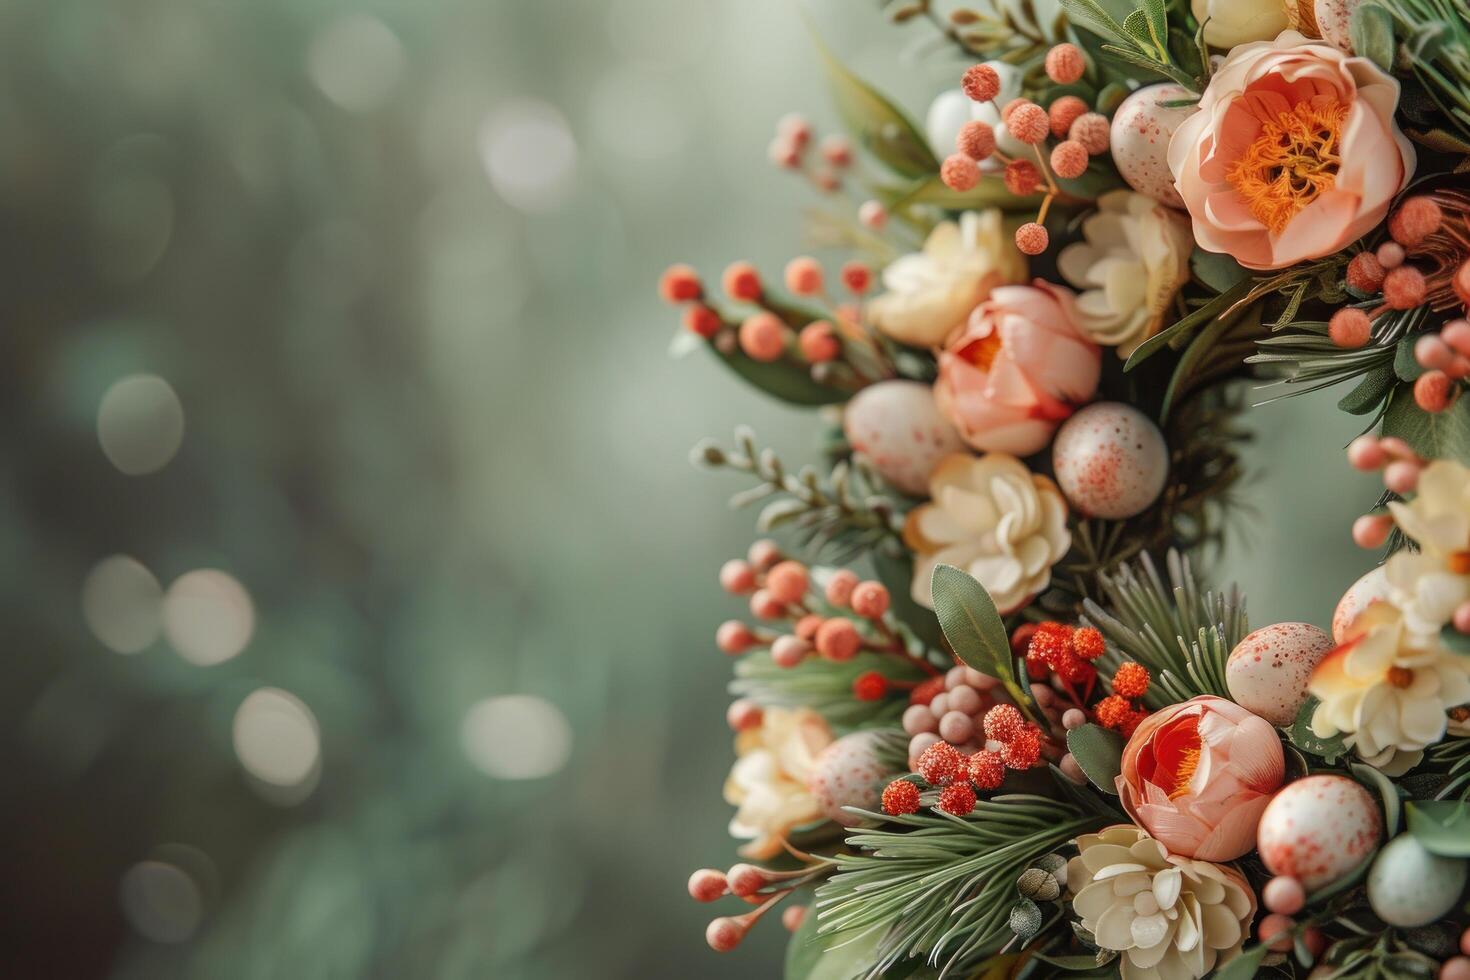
[
  {"x1": 1190, "y1": 0, "x2": 1313, "y2": 48},
  {"x1": 903, "y1": 453, "x2": 1070, "y2": 614},
  {"x1": 724, "y1": 707, "x2": 834, "y2": 859},
  {"x1": 1067, "y1": 825, "x2": 1255, "y2": 980},
  {"x1": 868, "y1": 211, "x2": 1026, "y2": 348},
  {"x1": 1057, "y1": 190, "x2": 1194, "y2": 358},
  {"x1": 1384, "y1": 459, "x2": 1470, "y2": 633},
  {"x1": 1309, "y1": 602, "x2": 1470, "y2": 775}
]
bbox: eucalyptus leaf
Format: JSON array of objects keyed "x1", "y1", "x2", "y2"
[
  {"x1": 784, "y1": 908, "x2": 886, "y2": 980},
  {"x1": 1405, "y1": 800, "x2": 1470, "y2": 857},
  {"x1": 872, "y1": 550, "x2": 944, "y2": 649},
  {"x1": 1395, "y1": 334, "x2": 1428, "y2": 382},
  {"x1": 1065, "y1": 724, "x2": 1124, "y2": 795},
  {"x1": 1349, "y1": 3, "x2": 1396, "y2": 73},
  {"x1": 811, "y1": 35, "x2": 937, "y2": 179},
  {"x1": 1190, "y1": 248, "x2": 1250, "y2": 293},
  {"x1": 707, "y1": 344, "x2": 850, "y2": 406},
  {"x1": 1337, "y1": 360, "x2": 1396, "y2": 416},
  {"x1": 1212, "y1": 942, "x2": 1268, "y2": 980},
  {"x1": 929, "y1": 564, "x2": 1038, "y2": 721},
  {"x1": 1382, "y1": 383, "x2": 1470, "y2": 463}
]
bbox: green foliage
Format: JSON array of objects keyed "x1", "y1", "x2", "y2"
[
  {"x1": 811, "y1": 33, "x2": 938, "y2": 179},
  {"x1": 1212, "y1": 943, "x2": 1268, "y2": 980},
  {"x1": 785, "y1": 901, "x2": 888, "y2": 980},
  {"x1": 1064, "y1": 725, "x2": 1123, "y2": 795},
  {"x1": 1350, "y1": 3, "x2": 1397, "y2": 72},
  {"x1": 1406, "y1": 800, "x2": 1470, "y2": 856},
  {"x1": 1379, "y1": 0, "x2": 1470, "y2": 138},
  {"x1": 1287, "y1": 697, "x2": 1348, "y2": 763},
  {"x1": 731, "y1": 650, "x2": 921, "y2": 730},
  {"x1": 1189, "y1": 249, "x2": 1250, "y2": 294},
  {"x1": 1352, "y1": 762, "x2": 1403, "y2": 836},
  {"x1": 814, "y1": 798, "x2": 1105, "y2": 978},
  {"x1": 700, "y1": 342, "x2": 854, "y2": 406},
  {"x1": 1382, "y1": 382, "x2": 1470, "y2": 465},
  {"x1": 1057, "y1": 0, "x2": 1200, "y2": 90},
  {"x1": 872, "y1": 549, "x2": 945, "y2": 650},
  {"x1": 929, "y1": 564, "x2": 1041, "y2": 724},
  {"x1": 1081, "y1": 550, "x2": 1244, "y2": 708}
]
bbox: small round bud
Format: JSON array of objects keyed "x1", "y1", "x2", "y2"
[
  {"x1": 723, "y1": 261, "x2": 762, "y2": 301},
  {"x1": 939, "y1": 710, "x2": 975, "y2": 743},
  {"x1": 798, "y1": 320, "x2": 841, "y2": 363},
  {"x1": 1048, "y1": 95, "x2": 1088, "y2": 139},
  {"x1": 1352, "y1": 513, "x2": 1393, "y2": 549},
  {"x1": 739, "y1": 312, "x2": 789, "y2": 362},
  {"x1": 1060, "y1": 753, "x2": 1087, "y2": 784},
  {"x1": 1070, "y1": 113, "x2": 1110, "y2": 155},
  {"x1": 881, "y1": 778, "x2": 921, "y2": 815},
  {"x1": 968, "y1": 749, "x2": 1005, "y2": 789},
  {"x1": 749, "y1": 588, "x2": 785, "y2": 620},
  {"x1": 683, "y1": 305, "x2": 722, "y2": 339},
  {"x1": 1062, "y1": 707, "x2": 1087, "y2": 730},
  {"x1": 1376, "y1": 241, "x2": 1405, "y2": 269},
  {"x1": 794, "y1": 614, "x2": 823, "y2": 641},
  {"x1": 1328, "y1": 307, "x2": 1371, "y2": 348},
  {"x1": 1347, "y1": 251, "x2": 1386, "y2": 293},
  {"x1": 840, "y1": 261, "x2": 871, "y2": 295},
  {"x1": 747, "y1": 539, "x2": 782, "y2": 569},
  {"x1": 1384, "y1": 459, "x2": 1421, "y2": 495},
  {"x1": 1073, "y1": 627, "x2": 1105, "y2": 660},
  {"x1": 850, "y1": 581, "x2": 890, "y2": 619},
  {"x1": 1378, "y1": 436, "x2": 1419, "y2": 461},
  {"x1": 957, "y1": 120, "x2": 996, "y2": 161},
  {"x1": 1415, "y1": 370, "x2": 1457, "y2": 413},
  {"x1": 1006, "y1": 102, "x2": 1048, "y2": 144},
  {"x1": 765, "y1": 560, "x2": 809, "y2": 604},
  {"x1": 1045, "y1": 43, "x2": 1085, "y2": 84},
  {"x1": 1346, "y1": 434, "x2": 1385, "y2": 471},
  {"x1": 937, "y1": 781, "x2": 977, "y2": 815},
  {"x1": 1383, "y1": 265, "x2": 1426, "y2": 309},
  {"x1": 1000, "y1": 98, "x2": 1026, "y2": 123},
  {"x1": 907, "y1": 732, "x2": 940, "y2": 768},
  {"x1": 726, "y1": 698, "x2": 763, "y2": 732},
  {"x1": 771, "y1": 634, "x2": 811, "y2": 668},
  {"x1": 815, "y1": 618, "x2": 861, "y2": 661},
  {"x1": 945, "y1": 665, "x2": 968, "y2": 690},
  {"x1": 940, "y1": 153, "x2": 980, "y2": 191},
  {"x1": 1258, "y1": 913, "x2": 1294, "y2": 953},
  {"x1": 783, "y1": 256, "x2": 823, "y2": 296},
  {"x1": 660, "y1": 263, "x2": 703, "y2": 303},
  {"x1": 1263, "y1": 876, "x2": 1305, "y2": 915},
  {"x1": 717, "y1": 620, "x2": 755, "y2": 654},
  {"x1": 726, "y1": 863, "x2": 767, "y2": 898},
  {"x1": 781, "y1": 905, "x2": 807, "y2": 932},
  {"x1": 1417, "y1": 333, "x2": 1454, "y2": 370},
  {"x1": 1015, "y1": 222, "x2": 1049, "y2": 256},
  {"x1": 947, "y1": 684, "x2": 982, "y2": 715},
  {"x1": 767, "y1": 136, "x2": 801, "y2": 169},
  {"x1": 962, "y1": 64, "x2": 1001, "y2": 102},
  {"x1": 706, "y1": 916, "x2": 745, "y2": 952},
  {"x1": 720, "y1": 559, "x2": 757, "y2": 594},
  {"x1": 689, "y1": 868, "x2": 728, "y2": 902},
  {"x1": 902, "y1": 703, "x2": 938, "y2": 735},
  {"x1": 858, "y1": 199, "x2": 887, "y2": 229},
  {"x1": 1050, "y1": 140, "x2": 1089, "y2": 179},
  {"x1": 820, "y1": 135, "x2": 852, "y2": 168},
  {"x1": 825, "y1": 569, "x2": 859, "y2": 607},
  {"x1": 852, "y1": 671, "x2": 889, "y2": 701},
  {"x1": 1004, "y1": 159, "x2": 1040, "y2": 196},
  {"x1": 1303, "y1": 927, "x2": 1327, "y2": 960},
  {"x1": 928, "y1": 692, "x2": 949, "y2": 717},
  {"x1": 1389, "y1": 196, "x2": 1443, "y2": 247},
  {"x1": 776, "y1": 113, "x2": 811, "y2": 147},
  {"x1": 1445, "y1": 319, "x2": 1470, "y2": 356},
  {"x1": 1442, "y1": 957, "x2": 1470, "y2": 980}
]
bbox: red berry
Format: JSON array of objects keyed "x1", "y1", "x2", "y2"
[
  {"x1": 1346, "y1": 251, "x2": 1386, "y2": 293},
  {"x1": 1048, "y1": 96, "x2": 1088, "y2": 139},
  {"x1": 1003, "y1": 159, "x2": 1040, "y2": 196},
  {"x1": 1027, "y1": 623, "x2": 1072, "y2": 667},
  {"x1": 937, "y1": 781, "x2": 977, "y2": 815},
  {"x1": 983, "y1": 704, "x2": 1024, "y2": 743},
  {"x1": 961, "y1": 64, "x2": 1001, "y2": 102},
  {"x1": 1094, "y1": 694, "x2": 1132, "y2": 731},
  {"x1": 916, "y1": 741, "x2": 963, "y2": 785},
  {"x1": 1002, "y1": 726, "x2": 1042, "y2": 770},
  {"x1": 722, "y1": 261, "x2": 762, "y2": 301},
  {"x1": 1388, "y1": 196, "x2": 1443, "y2": 247},
  {"x1": 660, "y1": 263, "x2": 703, "y2": 303},
  {"x1": 909, "y1": 676, "x2": 945, "y2": 706},
  {"x1": 853, "y1": 671, "x2": 889, "y2": 701},
  {"x1": 726, "y1": 863, "x2": 767, "y2": 898},
  {"x1": 706, "y1": 917, "x2": 745, "y2": 952},
  {"x1": 688, "y1": 868, "x2": 728, "y2": 902},
  {"x1": 941, "y1": 153, "x2": 980, "y2": 192},
  {"x1": 1112, "y1": 661, "x2": 1150, "y2": 699},
  {"x1": 1024, "y1": 647, "x2": 1050, "y2": 680},
  {"x1": 841, "y1": 261, "x2": 871, "y2": 295},
  {"x1": 850, "y1": 581, "x2": 890, "y2": 619},
  {"x1": 815, "y1": 618, "x2": 861, "y2": 661},
  {"x1": 765, "y1": 560, "x2": 809, "y2": 604},
  {"x1": 881, "y1": 778, "x2": 921, "y2": 815},
  {"x1": 957, "y1": 120, "x2": 996, "y2": 161},
  {"x1": 683, "y1": 304, "x2": 722, "y2": 338},
  {"x1": 1383, "y1": 265, "x2": 1427, "y2": 310},
  {"x1": 968, "y1": 749, "x2": 1006, "y2": 790},
  {"x1": 1072, "y1": 627, "x2": 1105, "y2": 660},
  {"x1": 1328, "y1": 307, "x2": 1371, "y2": 348}
]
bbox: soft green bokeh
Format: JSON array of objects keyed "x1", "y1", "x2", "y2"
[{"x1": 0, "y1": 0, "x2": 1375, "y2": 976}]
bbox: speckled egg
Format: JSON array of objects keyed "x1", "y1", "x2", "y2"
[
  {"x1": 1227, "y1": 622, "x2": 1335, "y2": 726},
  {"x1": 1051, "y1": 402, "x2": 1168, "y2": 519},
  {"x1": 1110, "y1": 83, "x2": 1194, "y2": 208},
  {"x1": 844, "y1": 380, "x2": 965, "y2": 497},
  {"x1": 1332, "y1": 566, "x2": 1391, "y2": 643},
  {"x1": 1315, "y1": 0, "x2": 1364, "y2": 51},
  {"x1": 808, "y1": 731, "x2": 894, "y2": 825},
  {"x1": 1367, "y1": 833, "x2": 1469, "y2": 927},
  {"x1": 1258, "y1": 775, "x2": 1382, "y2": 890}
]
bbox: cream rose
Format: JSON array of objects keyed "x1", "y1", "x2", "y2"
[{"x1": 724, "y1": 707, "x2": 834, "y2": 859}]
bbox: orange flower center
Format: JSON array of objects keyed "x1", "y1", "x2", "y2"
[
  {"x1": 1387, "y1": 666, "x2": 1414, "y2": 688},
  {"x1": 1449, "y1": 550, "x2": 1470, "y2": 575},
  {"x1": 1226, "y1": 96, "x2": 1347, "y2": 236},
  {"x1": 1167, "y1": 746, "x2": 1202, "y2": 800},
  {"x1": 960, "y1": 331, "x2": 1004, "y2": 372}
]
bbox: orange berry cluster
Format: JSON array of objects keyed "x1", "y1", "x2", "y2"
[
  {"x1": 1093, "y1": 661, "x2": 1150, "y2": 737},
  {"x1": 1024, "y1": 622, "x2": 1103, "y2": 690}
]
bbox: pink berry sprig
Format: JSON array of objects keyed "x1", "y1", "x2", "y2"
[
  {"x1": 1345, "y1": 434, "x2": 1424, "y2": 549},
  {"x1": 767, "y1": 113, "x2": 853, "y2": 195},
  {"x1": 689, "y1": 858, "x2": 832, "y2": 952}
]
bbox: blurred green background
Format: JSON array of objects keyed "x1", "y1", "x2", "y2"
[{"x1": 0, "y1": 0, "x2": 1379, "y2": 976}]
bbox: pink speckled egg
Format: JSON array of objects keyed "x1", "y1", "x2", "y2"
[
  {"x1": 1226, "y1": 622, "x2": 1335, "y2": 726},
  {"x1": 1315, "y1": 0, "x2": 1364, "y2": 51},
  {"x1": 1051, "y1": 402, "x2": 1167, "y2": 519},
  {"x1": 844, "y1": 380, "x2": 965, "y2": 497},
  {"x1": 808, "y1": 731, "x2": 894, "y2": 825},
  {"x1": 1109, "y1": 83, "x2": 1194, "y2": 208},
  {"x1": 1258, "y1": 775, "x2": 1382, "y2": 890},
  {"x1": 1332, "y1": 566, "x2": 1391, "y2": 642}
]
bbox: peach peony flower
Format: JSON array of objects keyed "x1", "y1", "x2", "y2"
[
  {"x1": 1116, "y1": 695, "x2": 1285, "y2": 862},
  {"x1": 933, "y1": 282, "x2": 1101, "y2": 456},
  {"x1": 724, "y1": 707, "x2": 834, "y2": 859},
  {"x1": 1168, "y1": 31, "x2": 1415, "y2": 271}
]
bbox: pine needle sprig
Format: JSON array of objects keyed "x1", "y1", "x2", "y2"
[
  {"x1": 813, "y1": 796, "x2": 1105, "y2": 978},
  {"x1": 1080, "y1": 550, "x2": 1247, "y2": 708},
  {"x1": 731, "y1": 651, "x2": 921, "y2": 730}
]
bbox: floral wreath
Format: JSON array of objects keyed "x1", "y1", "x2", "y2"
[{"x1": 663, "y1": 2, "x2": 1470, "y2": 978}]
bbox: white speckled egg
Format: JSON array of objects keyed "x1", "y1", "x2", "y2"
[
  {"x1": 808, "y1": 731, "x2": 894, "y2": 825},
  {"x1": 1227, "y1": 622, "x2": 1335, "y2": 726},
  {"x1": 844, "y1": 380, "x2": 965, "y2": 497},
  {"x1": 1051, "y1": 402, "x2": 1168, "y2": 519},
  {"x1": 1368, "y1": 835, "x2": 1468, "y2": 926},
  {"x1": 1332, "y1": 566, "x2": 1392, "y2": 643},
  {"x1": 1258, "y1": 775, "x2": 1382, "y2": 890},
  {"x1": 1110, "y1": 84, "x2": 1194, "y2": 208},
  {"x1": 1315, "y1": 0, "x2": 1364, "y2": 51}
]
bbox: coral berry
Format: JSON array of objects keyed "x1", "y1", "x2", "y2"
[
  {"x1": 881, "y1": 778, "x2": 921, "y2": 815},
  {"x1": 916, "y1": 740, "x2": 964, "y2": 786},
  {"x1": 937, "y1": 781, "x2": 977, "y2": 815}
]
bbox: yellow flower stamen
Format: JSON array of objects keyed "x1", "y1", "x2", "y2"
[
  {"x1": 1168, "y1": 747, "x2": 1201, "y2": 800},
  {"x1": 1387, "y1": 666, "x2": 1414, "y2": 689},
  {"x1": 1226, "y1": 97, "x2": 1347, "y2": 236}
]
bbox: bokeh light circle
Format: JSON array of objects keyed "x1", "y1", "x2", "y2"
[
  {"x1": 461, "y1": 695, "x2": 573, "y2": 780},
  {"x1": 308, "y1": 14, "x2": 405, "y2": 113},
  {"x1": 96, "y1": 374, "x2": 184, "y2": 475},
  {"x1": 162, "y1": 569, "x2": 255, "y2": 666},
  {"x1": 119, "y1": 860, "x2": 203, "y2": 943},
  {"x1": 478, "y1": 100, "x2": 577, "y2": 212},
  {"x1": 81, "y1": 555, "x2": 163, "y2": 654},
  {"x1": 232, "y1": 687, "x2": 321, "y2": 789}
]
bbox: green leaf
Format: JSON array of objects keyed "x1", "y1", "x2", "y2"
[
  {"x1": 1441, "y1": 623, "x2": 1470, "y2": 655},
  {"x1": 707, "y1": 345, "x2": 849, "y2": 407},
  {"x1": 929, "y1": 564, "x2": 1039, "y2": 722},
  {"x1": 872, "y1": 550, "x2": 944, "y2": 649},
  {"x1": 1405, "y1": 127, "x2": 1470, "y2": 154},
  {"x1": 1286, "y1": 696, "x2": 1347, "y2": 763},
  {"x1": 1213, "y1": 943, "x2": 1268, "y2": 980},
  {"x1": 1406, "y1": 800, "x2": 1470, "y2": 856},
  {"x1": 1161, "y1": 302, "x2": 1256, "y2": 422},
  {"x1": 1395, "y1": 334, "x2": 1428, "y2": 382},
  {"x1": 1349, "y1": 3, "x2": 1396, "y2": 73},
  {"x1": 1138, "y1": 0, "x2": 1169, "y2": 54},
  {"x1": 1337, "y1": 360, "x2": 1396, "y2": 415},
  {"x1": 1125, "y1": 277, "x2": 1253, "y2": 371},
  {"x1": 1190, "y1": 248, "x2": 1250, "y2": 293},
  {"x1": 1351, "y1": 762, "x2": 1401, "y2": 837},
  {"x1": 811, "y1": 35, "x2": 938, "y2": 179},
  {"x1": 784, "y1": 908, "x2": 886, "y2": 980},
  {"x1": 1382, "y1": 383, "x2": 1470, "y2": 464},
  {"x1": 1121, "y1": 9, "x2": 1155, "y2": 48},
  {"x1": 1305, "y1": 851, "x2": 1373, "y2": 904},
  {"x1": 875, "y1": 175, "x2": 1038, "y2": 213},
  {"x1": 1066, "y1": 725, "x2": 1124, "y2": 795}
]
